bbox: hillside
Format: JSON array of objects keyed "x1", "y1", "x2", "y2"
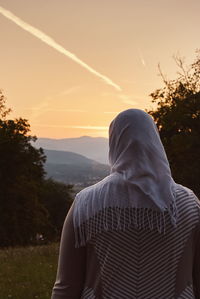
[
  {"x1": 44, "y1": 149, "x2": 110, "y2": 187},
  {"x1": 34, "y1": 136, "x2": 109, "y2": 164}
]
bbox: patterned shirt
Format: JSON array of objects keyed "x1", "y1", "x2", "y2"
[{"x1": 51, "y1": 185, "x2": 200, "y2": 299}]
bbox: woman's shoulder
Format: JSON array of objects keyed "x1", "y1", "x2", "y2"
[
  {"x1": 175, "y1": 183, "x2": 200, "y2": 213},
  {"x1": 175, "y1": 183, "x2": 198, "y2": 199}
]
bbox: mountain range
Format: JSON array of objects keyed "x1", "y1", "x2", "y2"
[
  {"x1": 34, "y1": 136, "x2": 109, "y2": 164},
  {"x1": 43, "y1": 149, "x2": 110, "y2": 188},
  {"x1": 33, "y1": 137, "x2": 110, "y2": 188}
]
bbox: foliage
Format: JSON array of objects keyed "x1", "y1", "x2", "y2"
[
  {"x1": 0, "y1": 90, "x2": 12, "y2": 119},
  {"x1": 148, "y1": 50, "x2": 200, "y2": 197},
  {"x1": 0, "y1": 92, "x2": 73, "y2": 247},
  {"x1": 0, "y1": 116, "x2": 49, "y2": 246},
  {"x1": 39, "y1": 179, "x2": 73, "y2": 241}
]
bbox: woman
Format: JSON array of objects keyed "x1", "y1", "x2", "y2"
[{"x1": 51, "y1": 109, "x2": 200, "y2": 298}]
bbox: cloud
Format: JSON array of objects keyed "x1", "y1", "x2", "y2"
[
  {"x1": 122, "y1": 99, "x2": 138, "y2": 105},
  {"x1": 0, "y1": 6, "x2": 122, "y2": 91},
  {"x1": 122, "y1": 80, "x2": 136, "y2": 85},
  {"x1": 118, "y1": 94, "x2": 138, "y2": 105},
  {"x1": 29, "y1": 100, "x2": 50, "y2": 120},
  {"x1": 32, "y1": 124, "x2": 108, "y2": 130},
  {"x1": 69, "y1": 125, "x2": 108, "y2": 130},
  {"x1": 57, "y1": 86, "x2": 81, "y2": 97},
  {"x1": 25, "y1": 108, "x2": 87, "y2": 113},
  {"x1": 140, "y1": 57, "x2": 146, "y2": 67},
  {"x1": 26, "y1": 85, "x2": 83, "y2": 120},
  {"x1": 103, "y1": 111, "x2": 118, "y2": 114},
  {"x1": 137, "y1": 48, "x2": 146, "y2": 67},
  {"x1": 102, "y1": 92, "x2": 138, "y2": 106}
]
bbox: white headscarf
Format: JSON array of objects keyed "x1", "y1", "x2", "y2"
[{"x1": 73, "y1": 109, "x2": 178, "y2": 247}]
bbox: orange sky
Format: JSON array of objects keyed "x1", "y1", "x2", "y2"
[{"x1": 0, "y1": 0, "x2": 199, "y2": 138}]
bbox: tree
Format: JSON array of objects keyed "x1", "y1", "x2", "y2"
[
  {"x1": 0, "y1": 91, "x2": 74, "y2": 246},
  {"x1": 0, "y1": 116, "x2": 50, "y2": 246},
  {"x1": 39, "y1": 179, "x2": 73, "y2": 241},
  {"x1": 148, "y1": 50, "x2": 200, "y2": 198},
  {"x1": 0, "y1": 90, "x2": 11, "y2": 119}
]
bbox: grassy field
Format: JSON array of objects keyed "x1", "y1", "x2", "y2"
[{"x1": 0, "y1": 243, "x2": 59, "y2": 299}]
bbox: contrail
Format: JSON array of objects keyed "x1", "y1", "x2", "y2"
[{"x1": 0, "y1": 6, "x2": 121, "y2": 91}]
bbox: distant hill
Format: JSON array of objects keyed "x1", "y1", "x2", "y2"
[
  {"x1": 44, "y1": 149, "x2": 95, "y2": 165},
  {"x1": 34, "y1": 136, "x2": 109, "y2": 164},
  {"x1": 44, "y1": 149, "x2": 110, "y2": 187}
]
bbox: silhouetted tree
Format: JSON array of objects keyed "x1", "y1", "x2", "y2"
[
  {"x1": 0, "y1": 90, "x2": 11, "y2": 119},
  {"x1": 148, "y1": 50, "x2": 200, "y2": 197},
  {"x1": 0, "y1": 92, "x2": 75, "y2": 246},
  {"x1": 39, "y1": 179, "x2": 73, "y2": 241},
  {"x1": 0, "y1": 113, "x2": 50, "y2": 246}
]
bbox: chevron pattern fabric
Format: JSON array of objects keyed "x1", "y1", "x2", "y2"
[{"x1": 81, "y1": 186, "x2": 200, "y2": 299}]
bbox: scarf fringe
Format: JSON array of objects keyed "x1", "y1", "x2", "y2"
[{"x1": 74, "y1": 205, "x2": 178, "y2": 248}]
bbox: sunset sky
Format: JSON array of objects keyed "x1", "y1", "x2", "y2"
[{"x1": 0, "y1": 0, "x2": 199, "y2": 138}]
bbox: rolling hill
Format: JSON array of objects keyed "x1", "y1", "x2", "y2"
[
  {"x1": 34, "y1": 136, "x2": 109, "y2": 164},
  {"x1": 44, "y1": 149, "x2": 110, "y2": 186}
]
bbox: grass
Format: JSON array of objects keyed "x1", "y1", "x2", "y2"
[{"x1": 0, "y1": 243, "x2": 60, "y2": 299}]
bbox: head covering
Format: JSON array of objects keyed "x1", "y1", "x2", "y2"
[{"x1": 73, "y1": 109, "x2": 178, "y2": 247}]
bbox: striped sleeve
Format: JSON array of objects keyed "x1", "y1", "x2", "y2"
[{"x1": 193, "y1": 217, "x2": 200, "y2": 299}]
